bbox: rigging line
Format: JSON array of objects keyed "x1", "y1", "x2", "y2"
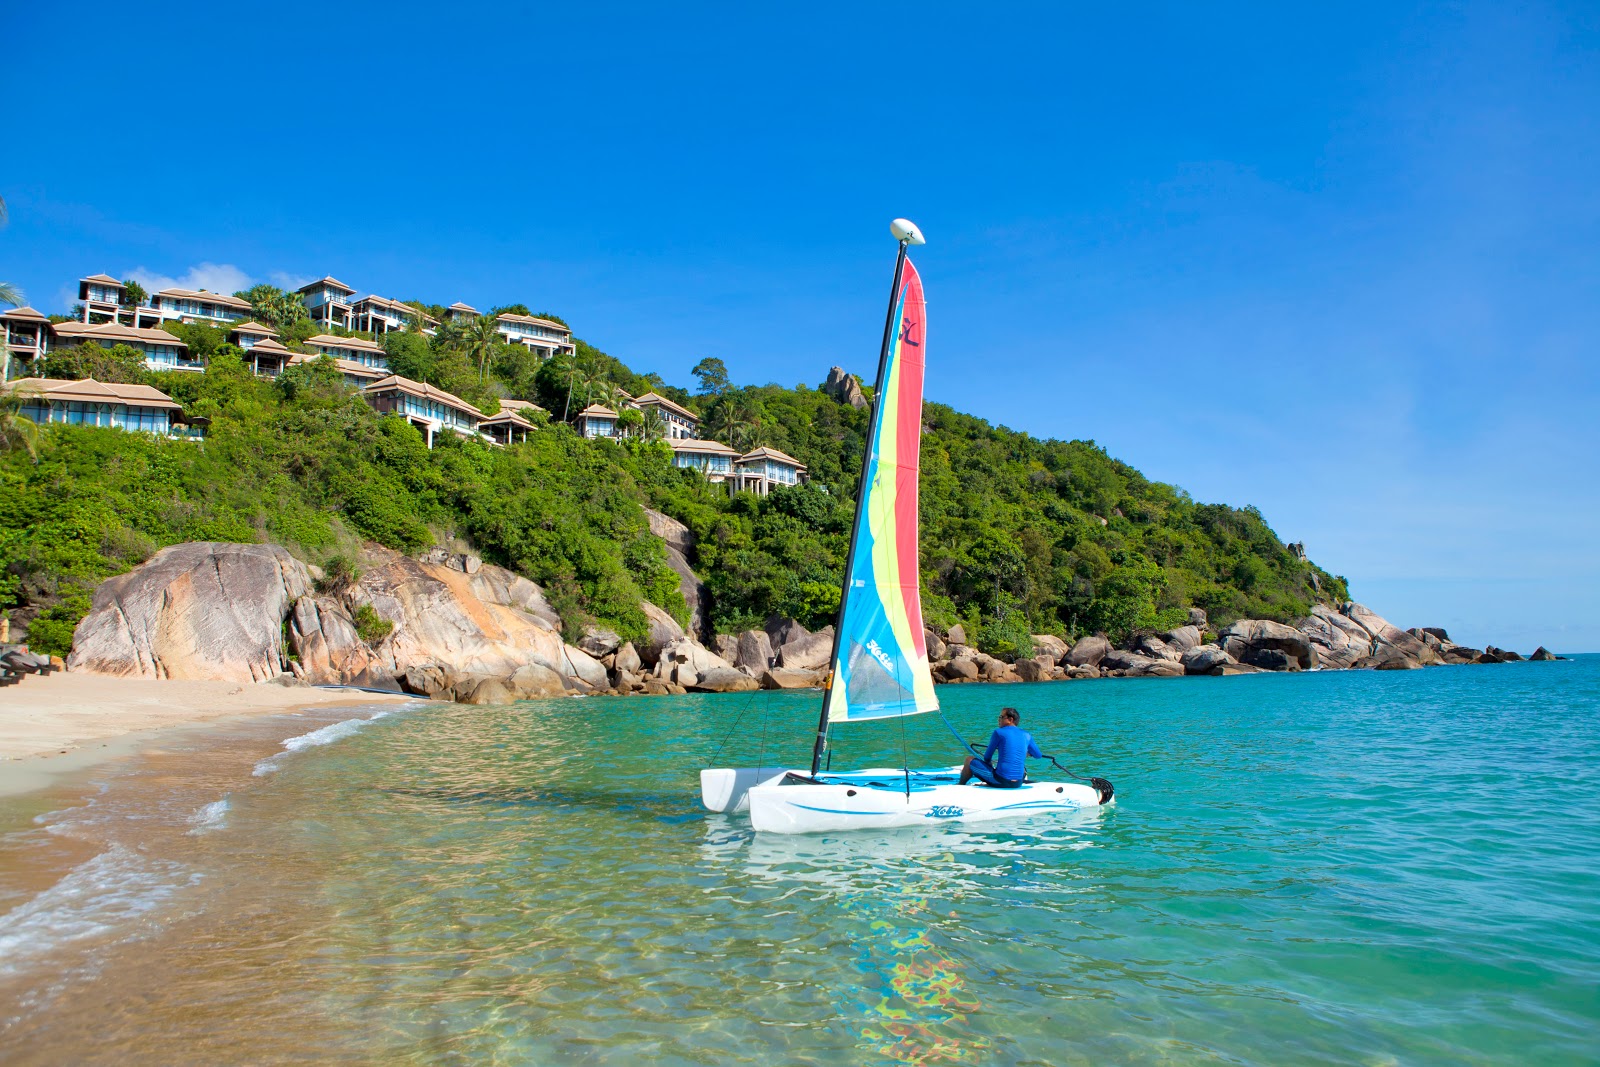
[{"x1": 707, "y1": 687, "x2": 763, "y2": 768}]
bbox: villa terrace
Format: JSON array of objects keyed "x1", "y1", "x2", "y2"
[{"x1": 3, "y1": 377, "x2": 202, "y2": 439}]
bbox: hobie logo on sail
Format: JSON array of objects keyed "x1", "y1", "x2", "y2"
[{"x1": 866, "y1": 639, "x2": 895, "y2": 672}]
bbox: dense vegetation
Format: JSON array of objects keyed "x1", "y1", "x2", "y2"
[{"x1": 0, "y1": 309, "x2": 1347, "y2": 659}]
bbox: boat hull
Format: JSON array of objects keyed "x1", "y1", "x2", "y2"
[{"x1": 737, "y1": 765, "x2": 1110, "y2": 834}]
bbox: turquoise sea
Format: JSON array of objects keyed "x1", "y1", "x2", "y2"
[{"x1": 1, "y1": 657, "x2": 1597, "y2": 1065}]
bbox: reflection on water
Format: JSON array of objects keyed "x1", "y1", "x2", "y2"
[{"x1": 2, "y1": 664, "x2": 1599, "y2": 1065}]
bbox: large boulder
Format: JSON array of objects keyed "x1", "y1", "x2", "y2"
[
  {"x1": 1240, "y1": 647, "x2": 1302, "y2": 672},
  {"x1": 1483, "y1": 646, "x2": 1524, "y2": 663},
  {"x1": 578, "y1": 625, "x2": 621, "y2": 658},
  {"x1": 1530, "y1": 647, "x2": 1559, "y2": 661},
  {"x1": 823, "y1": 366, "x2": 868, "y2": 409},
  {"x1": 945, "y1": 623, "x2": 967, "y2": 647},
  {"x1": 1219, "y1": 620, "x2": 1317, "y2": 671},
  {"x1": 644, "y1": 508, "x2": 710, "y2": 640},
  {"x1": 1342, "y1": 602, "x2": 1440, "y2": 666},
  {"x1": 1440, "y1": 645, "x2": 1485, "y2": 664},
  {"x1": 1066, "y1": 635, "x2": 1111, "y2": 667},
  {"x1": 508, "y1": 663, "x2": 567, "y2": 699},
  {"x1": 466, "y1": 566, "x2": 561, "y2": 629},
  {"x1": 940, "y1": 657, "x2": 979, "y2": 682},
  {"x1": 653, "y1": 637, "x2": 738, "y2": 684},
  {"x1": 289, "y1": 595, "x2": 385, "y2": 687},
  {"x1": 614, "y1": 642, "x2": 642, "y2": 676},
  {"x1": 923, "y1": 628, "x2": 948, "y2": 662},
  {"x1": 1298, "y1": 605, "x2": 1375, "y2": 670},
  {"x1": 1181, "y1": 644, "x2": 1235, "y2": 675},
  {"x1": 689, "y1": 666, "x2": 761, "y2": 693},
  {"x1": 1029, "y1": 634, "x2": 1070, "y2": 664},
  {"x1": 68, "y1": 542, "x2": 312, "y2": 682},
  {"x1": 1134, "y1": 635, "x2": 1181, "y2": 662},
  {"x1": 760, "y1": 667, "x2": 825, "y2": 690},
  {"x1": 776, "y1": 626, "x2": 835, "y2": 671},
  {"x1": 734, "y1": 630, "x2": 775, "y2": 674},
  {"x1": 638, "y1": 600, "x2": 687, "y2": 668},
  {"x1": 1015, "y1": 656, "x2": 1058, "y2": 683},
  {"x1": 1187, "y1": 607, "x2": 1209, "y2": 629},
  {"x1": 1358, "y1": 646, "x2": 1422, "y2": 670},
  {"x1": 714, "y1": 634, "x2": 739, "y2": 662},
  {"x1": 1160, "y1": 625, "x2": 1203, "y2": 653},
  {"x1": 1099, "y1": 649, "x2": 1156, "y2": 672},
  {"x1": 764, "y1": 616, "x2": 809, "y2": 648},
  {"x1": 561, "y1": 644, "x2": 610, "y2": 688}
]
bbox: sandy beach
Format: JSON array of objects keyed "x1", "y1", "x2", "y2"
[{"x1": 0, "y1": 672, "x2": 413, "y2": 797}]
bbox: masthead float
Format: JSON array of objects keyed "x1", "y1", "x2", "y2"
[{"x1": 700, "y1": 219, "x2": 1114, "y2": 833}]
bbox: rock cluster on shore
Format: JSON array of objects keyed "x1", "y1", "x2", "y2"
[{"x1": 63, "y1": 541, "x2": 1561, "y2": 703}]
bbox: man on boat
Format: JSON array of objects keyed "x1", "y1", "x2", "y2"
[{"x1": 960, "y1": 707, "x2": 1042, "y2": 788}]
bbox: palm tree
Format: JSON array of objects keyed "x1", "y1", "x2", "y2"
[
  {"x1": 562, "y1": 356, "x2": 594, "y2": 422},
  {"x1": 464, "y1": 314, "x2": 501, "y2": 383},
  {"x1": 0, "y1": 382, "x2": 43, "y2": 461},
  {"x1": 709, "y1": 391, "x2": 761, "y2": 450},
  {"x1": 638, "y1": 407, "x2": 668, "y2": 444}
]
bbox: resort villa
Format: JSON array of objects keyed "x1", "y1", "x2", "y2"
[
  {"x1": 669, "y1": 439, "x2": 740, "y2": 482},
  {"x1": 496, "y1": 313, "x2": 575, "y2": 358},
  {"x1": 577, "y1": 403, "x2": 619, "y2": 439},
  {"x1": 6, "y1": 267, "x2": 811, "y2": 484},
  {"x1": 3, "y1": 307, "x2": 50, "y2": 379},
  {"x1": 733, "y1": 446, "x2": 807, "y2": 495},
  {"x1": 353, "y1": 295, "x2": 438, "y2": 336},
  {"x1": 150, "y1": 288, "x2": 251, "y2": 325},
  {"x1": 51, "y1": 321, "x2": 200, "y2": 373},
  {"x1": 632, "y1": 392, "x2": 699, "y2": 439},
  {"x1": 298, "y1": 277, "x2": 356, "y2": 329},
  {"x1": 2, "y1": 377, "x2": 200, "y2": 438}
]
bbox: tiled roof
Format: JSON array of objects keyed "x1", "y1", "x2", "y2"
[
  {"x1": 51, "y1": 321, "x2": 188, "y2": 348},
  {"x1": 305, "y1": 333, "x2": 386, "y2": 354},
  {"x1": 578, "y1": 403, "x2": 617, "y2": 418},
  {"x1": 448, "y1": 302, "x2": 477, "y2": 313},
  {"x1": 297, "y1": 276, "x2": 354, "y2": 294},
  {"x1": 363, "y1": 374, "x2": 481, "y2": 417},
  {"x1": 2, "y1": 376, "x2": 180, "y2": 409},
  {"x1": 352, "y1": 295, "x2": 439, "y2": 323},
  {"x1": 632, "y1": 391, "x2": 697, "y2": 420},
  {"x1": 496, "y1": 312, "x2": 569, "y2": 331},
  {"x1": 499, "y1": 398, "x2": 546, "y2": 413},
  {"x1": 287, "y1": 353, "x2": 387, "y2": 381},
  {"x1": 669, "y1": 438, "x2": 739, "y2": 456},
  {"x1": 228, "y1": 320, "x2": 276, "y2": 336},
  {"x1": 154, "y1": 288, "x2": 253, "y2": 311},
  {"x1": 479, "y1": 409, "x2": 535, "y2": 430},
  {"x1": 737, "y1": 446, "x2": 805, "y2": 469},
  {"x1": 0, "y1": 306, "x2": 48, "y2": 323},
  {"x1": 246, "y1": 338, "x2": 291, "y2": 354},
  {"x1": 80, "y1": 273, "x2": 123, "y2": 286}
]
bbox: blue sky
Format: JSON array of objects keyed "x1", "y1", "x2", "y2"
[{"x1": 4, "y1": 2, "x2": 1596, "y2": 651}]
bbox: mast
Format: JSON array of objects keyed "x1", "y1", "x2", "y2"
[{"x1": 810, "y1": 224, "x2": 918, "y2": 777}]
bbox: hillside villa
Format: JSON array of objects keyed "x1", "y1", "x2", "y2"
[
  {"x1": 5, "y1": 269, "x2": 809, "y2": 489},
  {"x1": 2, "y1": 377, "x2": 202, "y2": 438},
  {"x1": 732, "y1": 446, "x2": 807, "y2": 495},
  {"x1": 3, "y1": 307, "x2": 50, "y2": 379},
  {"x1": 50, "y1": 321, "x2": 200, "y2": 373},
  {"x1": 297, "y1": 277, "x2": 356, "y2": 329}
]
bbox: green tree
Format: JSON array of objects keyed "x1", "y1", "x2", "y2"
[
  {"x1": 691, "y1": 357, "x2": 731, "y2": 396},
  {"x1": 121, "y1": 279, "x2": 148, "y2": 309},
  {"x1": 464, "y1": 314, "x2": 501, "y2": 382},
  {"x1": 0, "y1": 381, "x2": 43, "y2": 460}
]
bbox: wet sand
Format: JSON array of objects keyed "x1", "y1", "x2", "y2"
[{"x1": 0, "y1": 672, "x2": 413, "y2": 798}]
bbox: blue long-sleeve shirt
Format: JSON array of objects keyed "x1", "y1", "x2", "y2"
[{"x1": 983, "y1": 724, "x2": 1043, "y2": 782}]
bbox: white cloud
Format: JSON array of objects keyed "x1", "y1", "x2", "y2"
[
  {"x1": 269, "y1": 270, "x2": 313, "y2": 291},
  {"x1": 126, "y1": 262, "x2": 256, "y2": 296}
]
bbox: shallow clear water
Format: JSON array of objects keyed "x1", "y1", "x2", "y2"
[{"x1": 2, "y1": 658, "x2": 1597, "y2": 1065}]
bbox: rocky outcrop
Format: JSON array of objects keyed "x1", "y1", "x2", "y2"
[
  {"x1": 578, "y1": 626, "x2": 621, "y2": 658},
  {"x1": 68, "y1": 542, "x2": 312, "y2": 682},
  {"x1": 1160, "y1": 625, "x2": 1203, "y2": 653},
  {"x1": 1530, "y1": 647, "x2": 1559, "y2": 661},
  {"x1": 761, "y1": 667, "x2": 825, "y2": 689},
  {"x1": 644, "y1": 508, "x2": 709, "y2": 641},
  {"x1": 1343, "y1": 602, "x2": 1440, "y2": 666},
  {"x1": 946, "y1": 623, "x2": 968, "y2": 646},
  {"x1": 823, "y1": 366, "x2": 868, "y2": 410},
  {"x1": 1299, "y1": 604, "x2": 1375, "y2": 670},
  {"x1": 923, "y1": 628, "x2": 948, "y2": 661},
  {"x1": 1030, "y1": 634, "x2": 1070, "y2": 664},
  {"x1": 940, "y1": 657, "x2": 979, "y2": 682},
  {"x1": 638, "y1": 600, "x2": 687, "y2": 668},
  {"x1": 734, "y1": 630, "x2": 775, "y2": 675},
  {"x1": 1133, "y1": 634, "x2": 1182, "y2": 662},
  {"x1": 1483, "y1": 646, "x2": 1524, "y2": 663},
  {"x1": 1181, "y1": 644, "x2": 1235, "y2": 675},
  {"x1": 288, "y1": 595, "x2": 381, "y2": 686},
  {"x1": 1066, "y1": 635, "x2": 1111, "y2": 667},
  {"x1": 1219, "y1": 619, "x2": 1317, "y2": 671},
  {"x1": 776, "y1": 626, "x2": 834, "y2": 671}
]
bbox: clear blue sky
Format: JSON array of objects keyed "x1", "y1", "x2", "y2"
[{"x1": 4, "y1": 2, "x2": 1596, "y2": 652}]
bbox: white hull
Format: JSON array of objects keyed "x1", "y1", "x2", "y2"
[{"x1": 701, "y1": 765, "x2": 1111, "y2": 834}]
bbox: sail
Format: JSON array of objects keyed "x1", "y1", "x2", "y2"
[{"x1": 825, "y1": 258, "x2": 939, "y2": 722}]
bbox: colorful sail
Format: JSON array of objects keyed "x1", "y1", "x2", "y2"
[{"x1": 826, "y1": 258, "x2": 938, "y2": 722}]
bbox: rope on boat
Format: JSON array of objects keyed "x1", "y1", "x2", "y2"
[{"x1": 1041, "y1": 754, "x2": 1116, "y2": 805}]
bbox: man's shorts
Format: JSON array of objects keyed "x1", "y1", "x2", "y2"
[{"x1": 968, "y1": 759, "x2": 1023, "y2": 788}]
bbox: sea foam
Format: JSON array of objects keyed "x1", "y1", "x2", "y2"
[{"x1": 253, "y1": 711, "x2": 393, "y2": 776}]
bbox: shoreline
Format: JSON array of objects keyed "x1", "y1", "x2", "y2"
[{"x1": 0, "y1": 672, "x2": 415, "y2": 799}]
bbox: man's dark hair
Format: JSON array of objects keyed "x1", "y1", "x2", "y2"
[{"x1": 1001, "y1": 707, "x2": 1020, "y2": 724}]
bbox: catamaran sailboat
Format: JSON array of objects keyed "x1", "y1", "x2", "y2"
[{"x1": 701, "y1": 219, "x2": 1115, "y2": 834}]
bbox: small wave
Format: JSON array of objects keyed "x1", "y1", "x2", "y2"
[
  {"x1": 0, "y1": 845, "x2": 197, "y2": 980},
  {"x1": 186, "y1": 797, "x2": 231, "y2": 835},
  {"x1": 253, "y1": 711, "x2": 393, "y2": 776}
]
